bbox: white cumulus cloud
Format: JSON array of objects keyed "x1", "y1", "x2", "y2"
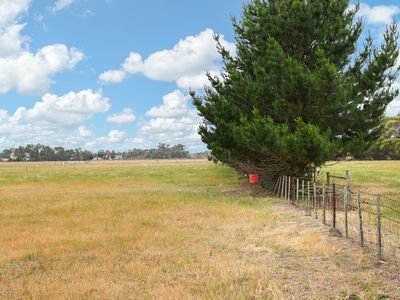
[
  {"x1": 0, "y1": 0, "x2": 84, "y2": 96},
  {"x1": 76, "y1": 126, "x2": 94, "y2": 138},
  {"x1": 99, "y1": 28, "x2": 235, "y2": 90},
  {"x1": 0, "y1": 90, "x2": 112, "y2": 150},
  {"x1": 0, "y1": 44, "x2": 83, "y2": 95},
  {"x1": 357, "y1": 3, "x2": 400, "y2": 25},
  {"x1": 99, "y1": 70, "x2": 126, "y2": 83},
  {"x1": 107, "y1": 130, "x2": 125, "y2": 142},
  {"x1": 22, "y1": 89, "x2": 110, "y2": 126},
  {"x1": 122, "y1": 52, "x2": 143, "y2": 73},
  {"x1": 0, "y1": 0, "x2": 30, "y2": 26},
  {"x1": 146, "y1": 90, "x2": 190, "y2": 118},
  {"x1": 133, "y1": 90, "x2": 203, "y2": 151},
  {"x1": 386, "y1": 82, "x2": 400, "y2": 116},
  {"x1": 106, "y1": 108, "x2": 136, "y2": 123}
]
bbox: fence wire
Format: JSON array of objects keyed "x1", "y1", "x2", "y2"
[{"x1": 271, "y1": 175, "x2": 400, "y2": 261}]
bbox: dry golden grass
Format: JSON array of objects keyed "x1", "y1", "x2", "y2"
[{"x1": 0, "y1": 161, "x2": 399, "y2": 299}]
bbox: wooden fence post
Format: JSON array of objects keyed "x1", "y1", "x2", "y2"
[
  {"x1": 273, "y1": 177, "x2": 279, "y2": 196},
  {"x1": 284, "y1": 175, "x2": 287, "y2": 199},
  {"x1": 376, "y1": 194, "x2": 382, "y2": 260},
  {"x1": 288, "y1": 176, "x2": 291, "y2": 204},
  {"x1": 280, "y1": 176, "x2": 285, "y2": 198},
  {"x1": 346, "y1": 170, "x2": 351, "y2": 207},
  {"x1": 314, "y1": 182, "x2": 318, "y2": 219},
  {"x1": 277, "y1": 176, "x2": 282, "y2": 197},
  {"x1": 284, "y1": 175, "x2": 288, "y2": 199},
  {"x1": 344, "y1": 186, "x2": 348, "y2": 238},
  {"x1": 357, "y1": 191, "x2": 364, "y2": 247},
  {"x1": 302, "y1": 180, "x2": 305, "y2": 209},
  {"x1": 296, "y1": 178, "x2": 299, "y2": 206},
  {"x1": 307, "y1": 181, "x2": 311, "y2": 216},
  {"x1": 332, "y1": 183, "x2": 336, "y2": 228},
  {"x1": 322, "y1": 183, "x2": 326, "y2": 225}
]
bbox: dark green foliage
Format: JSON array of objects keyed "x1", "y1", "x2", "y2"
[
  {"x1": 0, "y1": 144, "x2": 94, "y2": 161},
  {"x1": 192, "y1": 0, "x2": 400, "y2": 178},
  {"x1": 0, "y1": 143, "x2": 192, "y2": 161},
  {"x1": 125, "y1": 143, "x2": 190, "y2": 159}
]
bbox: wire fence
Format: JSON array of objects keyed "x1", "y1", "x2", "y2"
[{"x1": 271, "y1": 173, "x2": 400, "y2": 262}]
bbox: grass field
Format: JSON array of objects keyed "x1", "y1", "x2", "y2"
[
  {"x1": 0, "y1": 160, "x2": 399, "y2": 299},
  {"x1": 322, "y1": 160, "x2": 400, "y2": 199}
]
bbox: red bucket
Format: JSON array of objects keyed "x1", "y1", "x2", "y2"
[{"x1": 249, "y1": 174, "x2": 260, "y2": 184}]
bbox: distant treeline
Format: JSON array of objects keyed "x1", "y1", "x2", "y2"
[
  {"x1": 126, "y1": 144, "x2": 190, "y2": 159},
  {"x1": 0, "y1": 143, "x2": 208, "y2": 162}
]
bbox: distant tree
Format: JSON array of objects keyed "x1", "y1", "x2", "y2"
[
  {"x1": 192, "y1": 0, "x2": 399, "y2": 179},
  {"x1": 365, "y1": 116, "x2": 400, "y2": 160},
  {"x1": 171, "y1": 144, "x2": 190, "y2": 158}
]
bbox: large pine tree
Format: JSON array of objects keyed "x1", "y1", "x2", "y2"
[{"x1": 192, "y1": 0, "x2": 399, "y2": 179}]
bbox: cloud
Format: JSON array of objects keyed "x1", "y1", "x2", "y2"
[
  {"x1": 146, "y1": 90, "x2": 190, "y2": 118},
  {"x1": 23, "y1": 89, "x2": 110, "y2": 126},
  {"x1": 99, "y1": 70, "x2": 126, "y2": 83},
  {"x1": 0, "y1": 0, "x2": 30, "y2": 26},
  {"x1": 0, "y1": 89, "x2": 206, "y2": 151},
  {"x1": 0, "y1": 44, "x2": 84, "y2": 95},
  {"x1": 357, "y1": 3, "x2": 400, "y2": 25},
  {"x1": 107, "y1": 130, "x2": 125, "y2": 142},
  {"x1": 50, "y1": 0, "x2": 77, "y2": 14},
  {"x1": 386, "y1": 82, "x2": 400, "y2": 116},
  {"x1": 133, "y1": 90, "x2": 203, "y2": 151},
  {"x1": 82, "y1": 130, "x2": 127, "y2": 150},
  {"x1": 0, "y1": 0, "x2": 84, "y2": 96},
  {"x1": 0, "y1": 89, "x2": 113, "y2": 150},
  {"x1": 122, "y1": 52, "x2": 143, "y2": 73},
  {"x1": 106, "y1": 108, "x2": 136, "y2": 123},
  {"x1": 386, "y1": 96, "x2": 400, "y2": 116},
  {"x1": 99, "y1": 28, "x2": 235, "y2": 90},
  {"x1": 76, "y1": 126, "x2": 94, "y2": 138}
]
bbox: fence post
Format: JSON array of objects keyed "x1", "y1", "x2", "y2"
[
  {"x1": 343, "y1": 185, "x2": 349, "y2": 238},
  {"x1": 277, "y1": 176, "x2": 282, "y2": 197},
  {"x1": 357, "y1": 191, "x2": 364, "y2": 247},
  {"x1": 288, "y1": 176, "x2": 291, "y2": 204},
  {"x1": 307, "y1": 181, "x2": 311, "y2": 216},
  {"x1": 314, "y1": 182, "x2": 318, "y2": 219},
  {"x1": 332, "y1": 183, "x2": 336, "y2": 228},
  {"x1": 346, "y1": 170, "x2": 351, "y2": 207},
  {"x1": 302, "y1": 180, "x2": 305, "y2": 209},
  {"x1": 280, "y1": 176, "x2": 285, "y2": 198},
  {"x1": 273, "y1": 176, "x2": 279, "y2": 196},
  {"x1": 284, "y1": 175, "x2": 287, "y2": 199},
  {"x1": 285, "y1": 176, "x2": 288, "y2": 199},
  {"x1": 376, "y1": 194, "x2": 382, "y2": 260},
  {"x1": 296, "y1": 178, "x2": 299, "y2": 206},
  {"x1": 322, "y1": 183, "x2": 326, "y2": 225}
]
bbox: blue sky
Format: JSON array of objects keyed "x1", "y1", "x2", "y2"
[{"x1": 0, "y1": 0, "x2": 399, "y2": 152}]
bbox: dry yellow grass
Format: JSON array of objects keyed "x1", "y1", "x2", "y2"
[{"x1": 0, "y1": 161, "x2": 399, "y2": 299}]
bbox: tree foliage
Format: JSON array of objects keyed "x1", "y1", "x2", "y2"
[
  {"x1": 363, "y1": 116, "x2": 400, "y2": 160},
  {"x1": 0, "y1": 144, "x2": 94, "y2": 161},
  {"x1": 192, "y1": 0, "x2": 400, "y2": 178},
  {"x1": 126, "y1": 144, "x2": 190, "y2": 159}
]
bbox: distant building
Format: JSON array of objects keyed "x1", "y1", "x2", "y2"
[{"x1": 9, "y1": 149, "x2": 17, "y2": 160}]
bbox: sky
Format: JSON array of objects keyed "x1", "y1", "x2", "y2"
[{"x1": 0, "y1": 0, "x2": 399, "y2": 152}]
